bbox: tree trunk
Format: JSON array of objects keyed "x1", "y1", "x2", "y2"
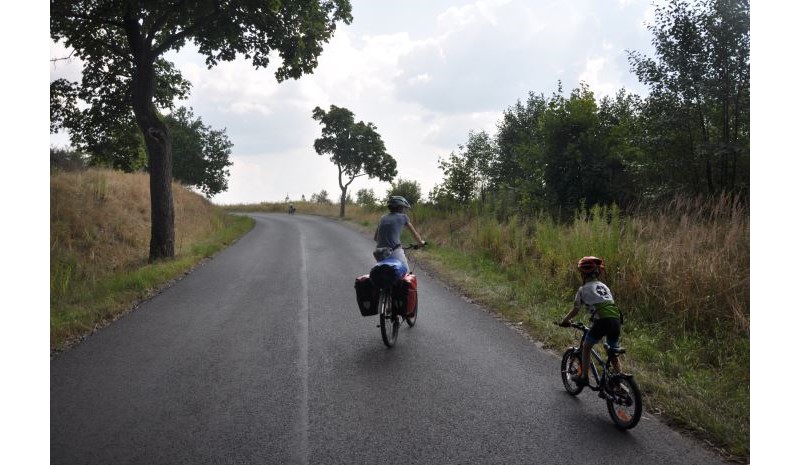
[
  {"x1": 339, "y1": 187, "x2": 347, "y2": 218},
  {"x1": 131, "y1": 56, "x2": 175, "y2": 260}
]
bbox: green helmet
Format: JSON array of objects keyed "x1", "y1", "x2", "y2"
[{"x1": 387, "y1": 196, "x2": 411, "y2": 210}]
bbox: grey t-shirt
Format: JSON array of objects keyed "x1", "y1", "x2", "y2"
[{"x1": 374, "y1": 212, "x2": 409, "y2": 248}]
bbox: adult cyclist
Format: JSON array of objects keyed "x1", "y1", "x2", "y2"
[{"x1": 373, "y1": 196, "x2": 425, "y2": 269}]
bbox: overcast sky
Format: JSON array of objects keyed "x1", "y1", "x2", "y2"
[{"x1": 50, "y1": 0, "x2": 659, "y2": 205}]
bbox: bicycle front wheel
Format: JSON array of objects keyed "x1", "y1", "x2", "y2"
[
  {"x1": 560, "y1": 348, "x2": 584, "y2": 395},
  {"x1": 379, "y1": 292, "x2": 399, "y2": 347},
  {"x1": 606, "y1": 375, "x2": 642, "y2": 429}
]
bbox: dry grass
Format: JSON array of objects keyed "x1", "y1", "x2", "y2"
[
  {"x1": 51, "y1": 168, "x2": 253, "y2": 350},
  {"x1": 51, "y1": 169, "x2": 221, "y2": 289}
]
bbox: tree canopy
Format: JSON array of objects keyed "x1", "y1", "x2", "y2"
[
  {"x1": 312, "y1": 105, "x2": 397, "y2": 217},
  {"x1": 51, "y1": 0, "x2": 353, "y2": 259},
  {"x1": 166, "y1": 108, "x2": 233, "y2": 198}
]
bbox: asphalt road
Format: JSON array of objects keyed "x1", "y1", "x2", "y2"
[{"x1": 51, "y1": 213, "x2": 727, "y2": 465}]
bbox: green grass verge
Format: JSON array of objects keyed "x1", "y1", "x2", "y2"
[
  {"x1": 413, "y1": 241, "x2": 748, "y2": 462},
  {"x1": 51, "y1": 214, "x2": 254, "y2": 353}
]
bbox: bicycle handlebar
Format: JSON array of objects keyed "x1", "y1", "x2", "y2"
[
  {"x1": 403, "y1": 242, "x2": 428, "y2": 250},
  {"x1": 554, "y1": 321, "x2": 588, "y2": 331}
]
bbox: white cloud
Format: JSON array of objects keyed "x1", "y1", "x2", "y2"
[{"x1": 578, "y1": 56, "x2": 616, "y2": 99}]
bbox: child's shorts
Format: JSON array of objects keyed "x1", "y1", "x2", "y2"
[{"x1": 585, "y1": 317, "x2": 621, "y2": 347}]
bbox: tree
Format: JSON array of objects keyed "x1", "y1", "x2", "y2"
[
  {"x1": 493, "y1": 92, "x2": 548, "y2": 194},
  {"x1": 166, "y1": 107, "x2": 233, "y2": 198},
  {"x1": 50, "y1": 146, "x2": 88, "y2": 171},
  {"x1": 435, "y1": 130, "x2": 496, "y2": 206},
  {"x1": 312, "y1": 105, "x2": 397, "y2": 217},
  {"x1": 51, "y1": 0, "x2": 353, "y2": 260},
  {"x1": 310, "y1": 189, "x2": 331, "y2": 204},
  {"x1": 385, "y1": 177, "x2": 422, "y2": 206},
  {"x1": 540, "y1": 83, "x2": 634, "y2": 215},
  {"x1": 628, "y1": 0, "x2": 749, "y2": 196},
  {"x1": 355, "y1": 188, "x2": 378, "y2": 209},
  {"x1": 436, "y1": 150, "x2": 476, "y2": 204}
]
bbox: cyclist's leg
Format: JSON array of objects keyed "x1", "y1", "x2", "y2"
[
  {"x1": 603, "y1": 318, "x2": 623, "y2": 373},
  {"x1": 581, "y1": 329, "x2": 602, "y2": 384}
]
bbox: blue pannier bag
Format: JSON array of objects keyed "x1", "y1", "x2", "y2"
[{"x1": 369, "y1": 257, "x2": 408, "y2": 289}]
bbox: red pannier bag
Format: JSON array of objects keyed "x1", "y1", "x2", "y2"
[
  {"x1": 354, "y1": 274, "x2": 379, "y2": 316},
  {"x1": 392, "y1": 274, "x2": 417, "y2": 318}
]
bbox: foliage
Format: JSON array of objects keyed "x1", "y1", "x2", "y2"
[
  {"x1": 385, "y1": 177, "x2": 422, "y2": 206},
  {"x1": 492, "y1": 92, "x2": 548, "y2": 205},
  {"x1": 51, "y1": 0, "x2": 353, "y2": 259},
  {"x1": 310, "y1": 189, "x2": 332, "y2": 204},
  {"x1": 628, "y1": 0, "x2": 750, "y2": 196},
  {"x1": 166, "y1": 107, "x2": 233, "y2": 197},
  {"x1": 312, "y1": 105, "x2": 397, "y2": 217},
  {"x1": 50, "y1": 146, "x2": 88, "y2": 171},
  {"x1": 539, "y1": 83, "x2": 638, "y2": 216},
  {"x1": 355, "y1": 188, "x2": 379, "y2": 209}
]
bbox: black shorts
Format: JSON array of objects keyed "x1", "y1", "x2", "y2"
[{"x1": 586, "y1": 317, "x2": 621, "y2": 347}]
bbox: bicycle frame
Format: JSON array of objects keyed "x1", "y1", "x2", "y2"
[{"x1": 575, "y1": 326, "x2": 619, "y2": 392}]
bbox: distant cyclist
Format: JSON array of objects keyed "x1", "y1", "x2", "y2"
[
  {"x1": 559, "y1": 256, "x2": 624, "y2": 386},
  {"x1": 373, "y1": 196, "x2": 425, "y2": 269}
]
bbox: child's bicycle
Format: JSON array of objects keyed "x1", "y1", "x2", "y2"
[{"x1": 556, "y1": 321, "x2": 643, "y2": 429}]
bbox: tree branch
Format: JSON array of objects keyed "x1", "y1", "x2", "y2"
[{"x1": 152, "y1": 9, "x2": 219, "y2": 57}]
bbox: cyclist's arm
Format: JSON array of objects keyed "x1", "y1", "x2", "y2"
[
  {"x1": 405, "y1": 221, "x2": 424, "y2": 245},
  {"x1": 560, "y1": 289, "x2": 583, "y2": 325},
  {"x1": 560, "y1": 306, "x2": 580, "y2": 326}
]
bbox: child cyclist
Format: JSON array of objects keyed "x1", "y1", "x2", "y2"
[
  {"x1": 559, "y1": 256, "x2": 623, "y2": 386},
  {"x1": 373, "y1": 196, "x2": 425, "y2": 269}
]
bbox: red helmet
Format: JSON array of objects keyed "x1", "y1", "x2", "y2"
[{"x1": 577, "y1": 256, "x2": 605, "y2": 275}]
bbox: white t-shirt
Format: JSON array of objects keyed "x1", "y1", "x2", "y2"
[{"x1": 574, "y1": 280, "x2": 616, "y2": 319}]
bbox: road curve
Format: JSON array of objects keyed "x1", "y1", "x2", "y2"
[{"x1": 51, "y1": 213, "x2": 726, "y2": 465}]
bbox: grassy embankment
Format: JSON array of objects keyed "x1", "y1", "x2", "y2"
[
  {"x1": 51, "y1": 169, "x2": 254, "y2": 353},
  {"x1": 227, "y1": 198, "x2": 749, "y2": 461}
]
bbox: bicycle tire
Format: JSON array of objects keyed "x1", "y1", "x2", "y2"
[
  {"x1": 560, "y1": 349, "x2": 584, "y2": 395},
  {"x1": 379, "y1": 292, "x2": 399, "y2": 347},
  {"x1": 406, "y1": 294, "x2": 418, "y2": 327},
  {"x1": 606, "y1": 375, "x2": 642, "y2": 429}
]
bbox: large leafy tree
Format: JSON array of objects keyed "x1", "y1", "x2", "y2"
[
  {"x1": 385, "y1": 177, "x2": 422, "y2": 206},
  {"x1": 628, "y1": 0, "x2": 749, "y2": 196},
  {"x1": 51, "y1": 0, "x2": 353, "y2": 260},
  {"x1": 312, "y1": 105, "x2": 397, "y2": 217},
  {"x1": 166, "y1": 107, "x2": 233, "y2": 198}
]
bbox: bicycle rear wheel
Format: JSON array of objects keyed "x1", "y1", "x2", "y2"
[
  {"x1": 606, "y1": 375, "x2": 642, "y2": 429},
  {"x1": 560, "y1": 349, "x2": 584, "y2": 395},
  {"x1": 379, "y1": 292, "x2": 399, "y2": 347}
]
